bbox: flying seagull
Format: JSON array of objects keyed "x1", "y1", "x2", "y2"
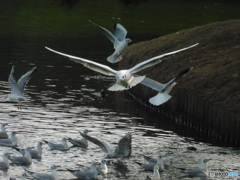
[
  {"x1": 45, "y1": 43, "x2": 198, "y2": 91},
  {"x1": 140, "y1": 66, "x2": 194, "y2": 106},
  {"x1": 25, "y1": 165, "x2": 59, "y2": 180},
  {"x1": 89, "y1": 20, "x2": 132, "y2": 63},
  {"x1": 80, "y1": 132, "x2": 132, "y2": 159},
  {"x1": 5, "y1": 66, "x2": 38, "y2": 108}
]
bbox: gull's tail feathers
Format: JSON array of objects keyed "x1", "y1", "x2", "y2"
[
  {"x1": 129, "y1": 76, "x2": 145, "y2": 88},
  {"x1": 107, "y1": 53, "x2": 122, "y2": 63},
  {"x1": 149, "y1": 93, "x2": 172, "y2": 106},
  {"x1": 108, "y1": 84, "x2": 128, "y2": 91}
]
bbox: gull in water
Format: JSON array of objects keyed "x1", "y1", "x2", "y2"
[
  {"x1": 80, "y1": 132, "x2": 132, "y2": 159},
  {"x1": 45, "y1": 43, "x2": 198, "y2": 91},
  {"x1": 13, "y1": 141, "x2": 43, "y2": 159},
  {"x1": 67, "y1": 129, "x2": 91, "y2": 148},
  {"x1": 5, "y1": 66, "x2": 38, "y2": 109},
  {"x1": 10, "y1": 172, "x2": 27, "y2": 180},
  {"x1": 0, "y1": 131, "x2": 17, "y2": 147},
  {"x1": 8, "y1": 148, "x2": 32, "y2": 165},
  {"x1": 140, "y1": 66, "x2": 194, "y2": 106},
  {"x1": 67, "y1": 161, "x2": 98, "y2": 180},
  {"x1": 146, "y1": 165, "x2": 161, "y2": 180},
  {"x1": 181, "y1": 158, "x2": 212, "y2": 177},
  {"x1": 143, "y1": 152, "x2": 171, "y2": 167},
  {"x1": 96, "y1": 159, "x2": 108, "y2": 175},
  {"x1": 0, "y1": 123, "x2": 8, "y2": 139},
  {"x1": 25, "y1": 165, "x2": 59, "y2": 180},
  {"x1": 43, "y1": 137, "x2": 69, "y2": 151},
  {"x1": 89, "y1": 20, "x2": 132, "y2": 63},
  {"x1": 135, "y1": 154, "x2": 164, "y2": 171},
  {"x1": 0, "y1": 152, "x2": 10, "y2": 170}
]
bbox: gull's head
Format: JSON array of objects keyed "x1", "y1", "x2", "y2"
[
  {"x1": 118, "y1": 70, "x2": 131, "y2": 81},
  {"x1": 22, "y1": 172, "x2": 27, "y2": 178},
  {"x1": 202, "y1": 158, "x2": 212, "y2": 164},
  {"x1": 50, "y1": 165, "x2": 59, "y2": 170},
  {"x1": 82, "y1": 129, "x2": 91, "y2": 134},
  {"x1": 37, "y1": 141, "x2": 44, "y2": 147},
  {"x1": 10, "y1": 131, "x2": 17, "y2": 137},
  {"x1": 3, "y1": 152, "x2": 10, "y2": 158},
  {"x1": 125, "y1": 38, "x2": 132, "y2": 44},
  {"x1": 62, "y1": 137, "x2": 68, "y2": 142}
]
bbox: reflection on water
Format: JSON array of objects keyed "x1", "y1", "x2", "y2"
[{"x1": 0, "y1": 0, "x2": 240, "y2": 179}]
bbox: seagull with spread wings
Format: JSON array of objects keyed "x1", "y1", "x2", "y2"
[{"x1": 45, "y1": 43, "x2": 198, "y2": 91}]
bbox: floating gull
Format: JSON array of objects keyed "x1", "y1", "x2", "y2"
[
  {"x1": 8, "y1": 149, "x2": 32, "y2": 165},
  {"x1": 140, "y1": 67, "x2": 194, "y2": 106},
  {"x1": 0, "y1": 131, "x2": 17, "y2": 147},
  {"x1": 143, "y1": 152, "x2": 171, "y2": 167},
  {"x1": 96, "y1": 159, "x2": 108, "y2": 175},
  {"x1": 67, "y1": 129, "x2": 91, "y2": 148},
  {"x1": 67, "y1": 161, "x2": 98, "y2": 180},
  {"x1": 13, "y1": 141, "x2": 43, "y2": 159},
  {"x1": 146, "y1": 165, "x2": 161, "y2": 180},
  {"x1": 10, "y1": 172, "x2": 27, "y2": 180},
  {"x1": 0, "y1": 152, "x2": 10, "y2": 170},
  {"x1": 181, "y1": 158, "x2": 211, "y2": 177},
  {"x1": 89, "y1": 20, "x2": 132, "y2": 63},
  {"x1": 5, "y1": 66, "x2": 38, "y2": 108},
  {"x1": 43, "y1": 137, "x2": 69, "y2": 151},
  {"x1": 25, "y1": 165, "x2": 59, "y2": 180},
  {"x1": 80, "y1": 132, "x2": 132, "y2": 159},
  {"x1": 0, "y1": 123, "x2": 8, "y2": 139},
  {"x1": 45, "y1": 44, "x2": 198, "y2": 91},
  {"x1": 135, "y1": 154, "x2": 164, "y2": 171}
]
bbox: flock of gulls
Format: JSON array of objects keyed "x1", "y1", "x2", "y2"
[{"x1": 0, "y1": 21, "x2": 211, "y2": 180}]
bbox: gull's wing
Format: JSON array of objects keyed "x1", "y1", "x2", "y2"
[
  {"x1": 8, "y1": 66, "x2": 21, "y2": 95},
  {"x1": 17, "y1": 66, "x2": 38, "y2": 94},
  {"x1": 137, "y1": 75, "x2": 166, "y2": 92},
  {"x1": 115, "y1": 132, "x2": 132, "y2": 157},
  {"x1": 89, "y1": 20, "x2": 119, "y2": 48},
  {"x1": 9, "y1": 156, "x2": 30, "y2": 164},
  {"x1": 130, "y1": 43, "x2": 199, "y2": 74},
  {"x1": 80, "y1": 132, "x2": 110, "y2": 154},
  {"x1": 114, "y1": 24, "x2": 127, "y2": 42},
  {"x1": 45, "y1": 47, "x2": 117, "y2": 77},
  {"x1": 25, "y1": 170, "x2": 55, "y2": 180}
]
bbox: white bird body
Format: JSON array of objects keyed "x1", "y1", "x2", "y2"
[
  {"x1": 67, "y1": 129, "x2": 91, "y2": 148},
  {"x1": 183, "y1": 158, "x2": 211, "y2": 177},
  {"x1": 80, "y1": 132, "x2": 132, "y2": 159},
  {"x1": 6, "y1": 66, "x2": 38, "y2": 103},
  {"x1": 0, "y1": 131, "x2": 17, "y2": 147},
  {"x1": 25, "y1": 165, "x2": 58, "y2": 180},
  {"x1": 90, "y1": 20, "x2": 131, "y2": 63},
  {"x1": 146, "y1": 165, "x2": 161, "y2": 180},
  {"x1": 96, "y1": 159, "x2": 108, "y2": 174},
  {"x1": 43, "y1": 137, "x2": 69, "y2": 151},
  {"x1": 0, "y1": 152, "x2": 10, "y2": 169},
  {"x1": 45, "y1": 44, "x2": 198, "y2": 91},
  {"x1": 8, "y1": 149, "x2": 32, "y2": 165},
  {"x1": 0, "y1": 123, "x2": 8, "y2": 139}
]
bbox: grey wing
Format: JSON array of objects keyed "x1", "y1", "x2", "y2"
[
  {"x1": 45, "y1": 47, "x2": 116, "y2": 76},
  {"x1": 130, "y1": 43, "x2": 198, "y2": 74},
  {"x1": 0, "y1": 162, "x2": 8, "y2": 169},
  {"x1": 0, "y1": 139, "x2": 11, "y2": 144},
  {"x1": 184, "y1": 168, "x2": 204, "y2": 176},
  {"x1": 114, "y1": 24, "x2": 127, "y2": 42},
  {"x1": 17, "y1": 66, "x2": 38, "y2": 93},
  {"x1": 143, "y1": 155, "x2": 157, "y2": 164},
  {"x1": 33, "y1": 173, "x2": 55, "y2": 180},
  {"x1": 136, "y1": 75, "x2": 166, "y2": 92},
  {"x1": 80, "y1": 133, "x2": 110, "y2": 153},
  {"x1": 8, "y1": 66, "x2": 21, "y2": 95},
  {"x1": 9, "y1": 156, "x2": 29, "y2": 164},
  {"x1": 115, "y1": 132, "x2": 132, "y2": 157},
  {"x1": 29, "y1": 149, "x2": 38, "y2": 158},
  {"x1": 0, "y1": 132, "x2": 8, "y2": 139},
  {"x1": 141, "y1": 163, "x2": 155, "y2": 171},
  {"x1": 89, "y1": 20, "x2": 119, "y2": 48}
]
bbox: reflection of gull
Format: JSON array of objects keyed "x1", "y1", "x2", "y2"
[
  {"x1": 0, "y1": 123, "x2": 8, "y2": 139},
  {"x1": 143, "y1": 152, "x2": 171, "y2": 167},
  {"x1": 135, "y1": 154, "x2": 164, "y2": 171},
  {"x1": 25, "y1": 165, "x2": 59, "y2": 180},
  {"x1": 0, "y1": 131, "x2": 17, "y2": 147},
  {"x1": 0, "y1": 152, "x2": 10, "y2": 170},
  {"x1": 10, "y1": 172, "x2": 27, "y2": 180},
  {"x1": 13, "y1": 141, "x2": 43, "y2": 159},
  {"x1": 67, "y1": 129, "x2": 91, "y2": 148},
  {"x1": 89, "y1": 20, "x2": 132, "y2": 63},
  {"x1": 43, "y1": 137, "x2": 69, "y2": 151},
  {"x1": 8, "y1": 149, "x2": 32, "y2": 165},
  {"x1": 146, "y1": 165, "x2": 161, "y2": 180},
  {"x1": 182, "y1": 158, "x2": 211, "y2": 177},
  {"x1": 81, "y1": 132, "x2": 132, "y2": 159},
  {"x1": 140, "y1": 67, "x2": 194, "y2": 106},
  {"x1": 45, "y1": 44, "x2": 198, "y2": 91},
  {"x1": 67, "y1": 161, "x2": 98, "y2": 180},
  {"x1": 5, "y1": 66, "x2": 38, "y2": 105}
]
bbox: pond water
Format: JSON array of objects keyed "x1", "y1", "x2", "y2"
[{"x1": 0, "y1": 0, "x2": 240, "y2": 179}]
